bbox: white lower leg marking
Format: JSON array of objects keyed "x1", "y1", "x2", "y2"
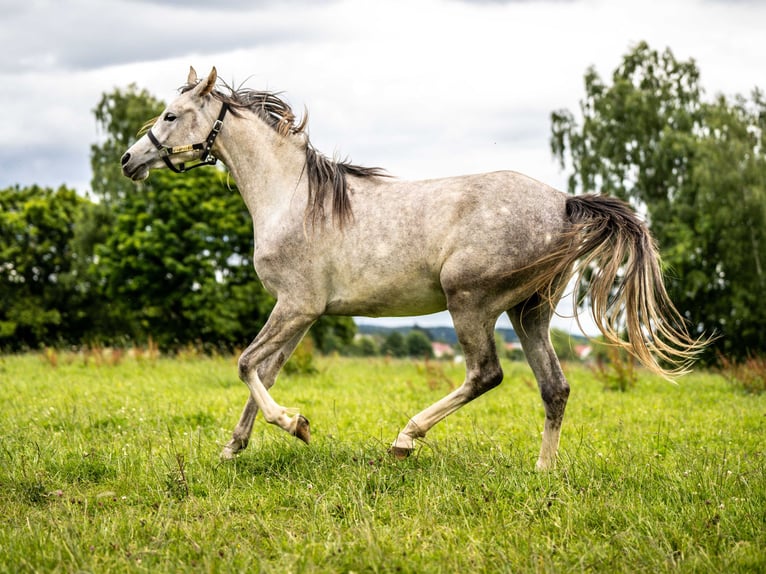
[
  {"x1": 391, "y1": 389, "x2": 467, "y2": 451},
  {"x1": 536, "y1": 424, "x2": 561, "y2": 470},
  {"x1": 246, "y1": 371, "x2": 300, "y2": 433}
]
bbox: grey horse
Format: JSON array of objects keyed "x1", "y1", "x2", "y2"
[{"x1": 121, "y1": 67, "x2": 703, "y2": 469}]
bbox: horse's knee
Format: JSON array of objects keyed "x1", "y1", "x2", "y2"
[
  {"x1": 238, "y1": 351, "x2": 255, "y2": 382},
  {"x1": 238, "y1": 349, "x2": 284, "y2": 389}
]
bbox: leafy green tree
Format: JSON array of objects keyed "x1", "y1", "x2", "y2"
[
  {"x1": 91, "y1": 85, "x2": 356, "y2": 351},
  {"x1": 381, "y1": 331, "x2": 407, "y2": 358},
  {"x1": 406, "y1": 330, "x2": 434, "y2": 358},
  {"x1": 356, "y1": 335, "x2": 379, "y2": 357},
  {"x1": 0, "y1": 185, "x2": 91, "y2": 349},
  {"x1": 91, "y1": 84, "x2": 165, "y2": 208},
  {"x1": 551, "y1": 43, "x2": 703, "y2": 235},
  {"x1": 96, "y1": 169, "x2": 273, "y2": 349},
  {"x1": 67, "y1": 197, "x2": 123, "y2": 344},
  {"x1": 551, "y1": 41, "x2": 766, "y2": 362},
  {"x1": 312, "y1": 315, "x2": 357, "y2": 354},
  {"x1": 340, "y1": 334, "x2": 380, "y2": 357},
  {"x1": 676, "y1": 94, "x2": 766, "y2": 360},
  {"x1": 91, "y1": 86, "x2": 271, "y2": 349},
  {"x1": 87, "y1": 84, "x2": 169, "y2": 344}
]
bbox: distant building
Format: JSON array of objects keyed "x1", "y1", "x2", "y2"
[
  {"x1": 574, "y1": 344, "x2": 592, "y2": 360},
  {"x1": 431, "y1": 342, "x2": 455, "y2": 359}
]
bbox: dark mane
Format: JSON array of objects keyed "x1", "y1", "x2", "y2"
[{"x1": 182, "y1": 81, "x2": 387, "y2": 228}]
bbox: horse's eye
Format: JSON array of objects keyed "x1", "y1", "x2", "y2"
[{"x1": 164, "y1": 112, "x2": 177, "y2": 122}]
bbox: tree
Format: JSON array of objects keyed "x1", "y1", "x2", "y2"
[
  {"x1": 91, "y1": 85, "x2": 356, "y2": 351},
  {"x1": 551, "y1": 42, "x2": 766, "y2": 362},
  {"x1": 91, "y1": 85, "x2": 273, "y2": 349},
  {"x1": 91, "y1": 84, "x2": 165, "y2": 208},
  {"x1": 550, "y1": 328, "x2": 579, "y2": 362},
  {"x1": 381, "y1": 331, "x2": 407, "y2": 357},
  {"x1": 356, "y1": 336, "x2": 379, "y2": 357},
  {"x1": 0, "y1": 185, "x2": 90, "y2": 349},
  {"x1": 312, "y1": 315, "x2": 357, "y2": 354},
  {"x1": 405, "y1": 330, "x2": 434, "y2": 358},
  {"x1": 96, "y1": 169, "x2": 273, "y2": 349}
]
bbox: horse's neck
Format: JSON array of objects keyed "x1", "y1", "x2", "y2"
[{"x1": 217, "y1": 114, "x2": 307, "y2": 227}]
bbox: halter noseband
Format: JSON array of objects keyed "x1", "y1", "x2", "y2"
[{"x1": 146, "y1": 103, "x2": 229, "y2": 173}]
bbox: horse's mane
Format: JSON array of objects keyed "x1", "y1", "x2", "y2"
[{"x1": 181, "y1": 81, "x2": 387, "y2": 228}]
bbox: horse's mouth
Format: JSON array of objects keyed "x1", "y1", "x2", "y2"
[{"x1": 122, "y1": 162, "x2": 150, "y2": 181}]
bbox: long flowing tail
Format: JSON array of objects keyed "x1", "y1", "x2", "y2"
[{"x1": 541, "y1": 194, "x2": 706, "y2": 378}]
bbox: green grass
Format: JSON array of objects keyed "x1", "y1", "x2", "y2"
[{"x1": 0, "y1": 353, "x2": 764, "y2": 573}]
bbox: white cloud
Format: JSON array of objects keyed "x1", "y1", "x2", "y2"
[
  {"x1": 3, "y1": 0, "x2": 763, "y2": 190},
  {"x1": 0, "y1": 0, "x2": 331, "y2": 73}
]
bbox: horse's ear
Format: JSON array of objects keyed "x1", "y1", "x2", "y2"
[
  {"x1": 199, "y1": 67, "x2": 217, "y2": 96},
  {"x1": 187, "y1": 66, "x2": 198, "y2": 85}
]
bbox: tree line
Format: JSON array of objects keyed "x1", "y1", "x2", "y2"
[{"x1": 2, "y1": 42, "x2": 764, "y2": 363}]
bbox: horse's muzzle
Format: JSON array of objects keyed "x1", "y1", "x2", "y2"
[{"x1": 120, "y1": 152, "x2": 149, "y2": 181}]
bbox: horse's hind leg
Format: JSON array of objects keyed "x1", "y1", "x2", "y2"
[
  {"x1": 390, "y1": 307, "x2": 503, "y2": 457},
  {"x1": 508, "y1": 299, "x2": 570, "y2": 470}
]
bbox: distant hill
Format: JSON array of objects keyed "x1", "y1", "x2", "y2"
[
  {"x1": 355, "y1": 322, "x2": 592, "y2": 348},
  {"x1": 355, "y1": 323, "x2": 520, "y2": 345}
]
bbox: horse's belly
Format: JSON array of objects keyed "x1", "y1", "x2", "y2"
[{"x1": 325, "y1": 272, "x2": 447, "y2": 317}]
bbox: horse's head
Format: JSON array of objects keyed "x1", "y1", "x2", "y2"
[{"x1": 121, "y1": 67, "x2": 226, "y2": 181}]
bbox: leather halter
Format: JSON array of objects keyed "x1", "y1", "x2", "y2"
[{"x1": 146, "y1": 103, "x2": 229, "y2": 173}]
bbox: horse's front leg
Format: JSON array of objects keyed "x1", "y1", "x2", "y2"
[
  {"x1": 221, "y1": 396, "x2": 258, "y2": 460},
  {"x1": 221, "y1": 330, "x2": 307, "y2": 459},
  {"x1": 220, "y1": 304, "x2": 316, "y2": 460}
]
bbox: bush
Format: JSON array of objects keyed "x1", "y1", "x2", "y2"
[
  {"x1": 343, "y1": 335, "x2": 379, "y2": 357},
  {"x1": 381, "y1": 332, "x2": 407, "y2": 358},
  {"x1": 283, "y1": 338, "x2": 319, "y2": 375},
  {"x1": 591, "y1": 340, "x2": 637, "y2": 392},
  {"x1": 405, "y1": 331, "x2": 433, "y2": 359},
  {"x1": 719, "y1": 354, "x2": 766, "y2": 394}
]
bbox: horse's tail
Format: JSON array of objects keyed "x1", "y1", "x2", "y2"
[{"x1": 540, "y1": 194, "x2": 706, "y2": 379}]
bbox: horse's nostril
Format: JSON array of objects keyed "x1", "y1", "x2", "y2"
[{"x1": 121, "y1": 152, "x2": 131, "y2": 166}]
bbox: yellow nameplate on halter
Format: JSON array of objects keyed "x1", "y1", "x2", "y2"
[{"x1": 171, "y1": 144, "x2": 195, "y2": 154}]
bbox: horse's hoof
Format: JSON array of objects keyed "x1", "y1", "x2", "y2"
[
  {"x1": 220, "y1": 438, "x2": 247, "y2": 461},
  {"x1": 388, "y1": 446, "x2": 413, "y2": 460},
  {"x1": 220, "y1": 447, "x2": 236, "y2": 461},
  {"x1": 535, "y1": 458, "x2": 555, "y2": 471},
  {"x1": 292, "y1": 414, "x2": 311, "y2": 444}
]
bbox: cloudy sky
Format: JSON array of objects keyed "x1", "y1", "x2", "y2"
[{"x1": 1, "y1": 0, "x2": 763, "y2": 332}]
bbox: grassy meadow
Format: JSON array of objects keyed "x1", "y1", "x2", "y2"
[{"x1": 0, "y1": 352, "x2": 764, "y2": 573}]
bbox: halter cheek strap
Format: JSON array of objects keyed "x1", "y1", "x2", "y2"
[{"x1": 147, "y1": 103, "x2": 229, "y2": 173}]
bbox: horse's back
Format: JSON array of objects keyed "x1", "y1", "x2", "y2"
[
  {"x1": 383, "y1": 170, "x2": 569, "y2": 266},
  {"x1": 324, "y1": 170, "x2": 569, "y2": 316}
]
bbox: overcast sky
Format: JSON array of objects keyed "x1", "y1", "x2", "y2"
[{"x1": 1, "y1": 0, "x2": 763, "y2": 333}]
